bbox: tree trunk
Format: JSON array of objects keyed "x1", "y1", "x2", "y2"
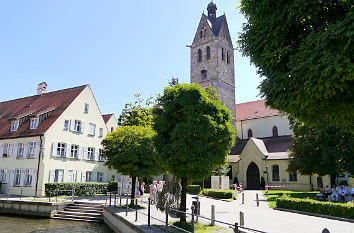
[
  {"x1": 180, "y1": 177, "x2": 188, "y2": 223},
  {"x1": 131, "y1": 176, "x2": 137, "y2": 205}
]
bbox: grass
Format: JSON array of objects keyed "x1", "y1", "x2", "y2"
[
  {"x1": 120, "y1": 203, "x2": 145, "y2": 209},
  {"x1": 169, "y1": 221, "x2": 230, "y2": 233},
  {"x1": 263, "y1": 190, "x2": 318, "y2": 208}
]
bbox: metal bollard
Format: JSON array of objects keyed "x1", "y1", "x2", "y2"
[
  {"x1": 234, "y1": 222, "x2": 239, "y2": 233},
  {"x1": 72, "y1": 186, "x2": 74, "y2": 201},
  {"x1": 114, "y1": 193, "x2": 117, "y2": 208},
  {"x1": 20, "y1": 189, "x2": 23, "y2": 201},
  {"x1": 242, "y1": 192, "x2": 244, "y2": 204},
  {"x1": 191, "y1": 205, "x2": 195, "y2": 233},
  {"x1": 240, "y1": 211, "x2": 244, "y2": 226},
  {"x1": 196, "y1": 195, "x2": 199, "y2": 223},
  {"x1": 165, "y1": 206, "x2": 169, "y2": 233},
  {"x1": 135, "y1": 198, "x2": 138, "y2": 221},
  {"x1": 148, "y1": 198, "x2": 151, "y2": 226},
  {"x1": 109, "y1": 193, "x2": 112, "y2": 207},
  {"x1": 256, "y1": 193, "x2": 259, "y2": 207},
  {"x1": 49, "y1": 191, "x2": 51, "y2": 202},
  {"x1": 211, "y1": 205, "x2": 215, "y2": 226},
  {"x1": 56, "y1": 190, "x2": 58, "y2": 202},
  {"x1": 119, "y1": 193, "x2": 122, "y2": 208},
  {"x1": 126, "y1": 195, "x2": 128, "y2": 216}
]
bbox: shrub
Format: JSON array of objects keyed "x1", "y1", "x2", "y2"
[
  {"x1": 276, "y1": 196, "x2": 354, "y2": 219},
  {"x1": 201, "y1": 189, "x2": 237, "y2": 200},
  {"x1": 45, "y1": 182, "x2": 108, "y2": 196},
  {"x1": 187, "y1": 185, "x2": 201, "y2": 194}
]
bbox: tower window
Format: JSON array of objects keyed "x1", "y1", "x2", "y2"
[
  {"x1": 248, "y1": 129, "x2": 253, "y2": 138},
  {"x1": 227, "y1": 52, "x2": 230, "y2": 64},
  {"x1": 222, "y1": 48, "x2": 225, "y2": 61},
  {"x1": 198, "y1": 49, "x2": 202, "y2": 63},
  {"x1": 200, "y1": 31, "x2": 203, "y2": 38},
  {"x1": 206, "y1": 46, "x2": 210, "y2": 60},
  {"x1": 201, "y1": 70, "x2": 207, "y2": 80},
  {"x1": 272, "y1": 126, "x2": 278, "y2": 137}
]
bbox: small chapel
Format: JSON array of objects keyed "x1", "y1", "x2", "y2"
[{"x1": 188, "y1": 2, "x2": 351, "y2": 190}]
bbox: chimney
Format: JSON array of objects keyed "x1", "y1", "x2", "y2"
[{"x1": 37, "y1": 82, "x2": 48, "y2": 95}]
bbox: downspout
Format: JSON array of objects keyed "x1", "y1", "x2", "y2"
[{"x1": 35, "y1": 135, "x2": 44, "y2": 197}]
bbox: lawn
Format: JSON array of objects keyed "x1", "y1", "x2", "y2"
[
  {"x1": 263, "y1": 190, "x2": 318, "y2": 208},
  {"x1": 168, "y1": 221, "x2": 232, "y2": 233}
]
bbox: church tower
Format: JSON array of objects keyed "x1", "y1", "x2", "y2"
[{"x1": 190, "y1": 1, "x2": 236, "y2": 127}]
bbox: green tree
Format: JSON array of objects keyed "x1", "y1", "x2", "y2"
[
  {"x1": 102, "y1": 126, "x2": 164, "y2": 203},
  {"x1": 239, "y1": 0, "x2": 354, "y2": 132},
  {"x1": 288, "y1": 121, "x2": 354, "y2": 181},
  {"x1": 153, "y1": 83, "x2": 235, "y2": 222}
]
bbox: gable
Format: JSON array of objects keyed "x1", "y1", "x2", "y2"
[
  {"x1": 192, "y1": 14, "x2": 215, "y2": 46},
  {"x1": 218, "y1": 17, "x2": 233, "y2": 48}
]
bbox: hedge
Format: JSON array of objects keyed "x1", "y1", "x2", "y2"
[
  {"x1": 201, "y1": 189, "x2": 237, "y2": 200},
  {"x1": 187, "y1": 185, "x2": 202, "y2": 195},
  {"x1": 45, "y1": 182, "x2": 108, "y2": 196},
  {"x1": 276, "y1": 196, "x2": 354, "y2": 219}
]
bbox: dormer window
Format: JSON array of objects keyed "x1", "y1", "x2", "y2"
[
  {"x1": 10, "y1": 121, "x2": 18, "y2": 132},
  {"x1": 30, "y1": 118, "x2": 38, "y2": 129},
  {"x1": 84, "y1": 103, "x2": 89, "y2": 113},
  {"x1": 198, "y1": 49, "x2": 202, "y2": 63}
]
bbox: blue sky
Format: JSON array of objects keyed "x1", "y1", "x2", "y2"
[{"x1": 0, "y1": 0, "x2": 262, "y2": 116}]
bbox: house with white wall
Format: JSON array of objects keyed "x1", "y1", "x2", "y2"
[{"x1": 0, "y1": 83, "x2": 123, "y2": 196}]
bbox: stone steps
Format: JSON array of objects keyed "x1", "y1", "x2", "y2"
[
  {"x1": 52, "y1": 216, "x2": 102, "y2": 223},
  {"x1": 53, "y1": 202, "x2": 103, "y2": 222}
]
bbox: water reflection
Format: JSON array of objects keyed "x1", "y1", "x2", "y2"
[{"x1": 0, "y1": 215, "x2": 112, "y2": 233}]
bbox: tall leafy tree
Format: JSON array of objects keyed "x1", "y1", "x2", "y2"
[
  {"x1": 239, "y1": 0, "x2": 354, "y2": 132},
  {"x1": 102, "y1": 126, "x2": 164, "y2": 203},
  {"x1": 288, "y1": 121, "x2": 354, "y2": 181},
  {"x1": 153, "y1": 83, "x2": 235, "y2": 222}
]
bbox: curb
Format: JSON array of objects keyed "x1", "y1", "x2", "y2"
[
  {"x1": 274, "y1": 207, "x2": 354, "y2": 223},
  {"x1": 189, "y1": 194, "x2": 234, "y2": 202}
]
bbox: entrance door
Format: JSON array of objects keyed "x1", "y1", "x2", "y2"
[{"x1": 247, "y1": 162, "x2": 260, "y2": 190}]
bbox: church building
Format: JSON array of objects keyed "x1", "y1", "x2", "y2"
[{"x1": 189, "y1": 2, "x2": 352, "y2": 190}]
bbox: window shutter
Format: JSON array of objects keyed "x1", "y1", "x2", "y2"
[
  {"x1": 23, "y1": 142, "x2": 29, "y2": 158},
  {"x1": 13, "y1": 143, "x2": 18, "y2": 158},
  {"x1": 74, "y1": 170, "x2": 77, "y2": 182},
  {"x1": 103, "y1": 173, "x2": 107, "y2": 183},
  {"x1": 9, "y1": 169, "x2": 15, "y2": 185},
  {"x1": 31, "y1": 169, "x2": 37, "y2": 187},
  {"x1": 5, "y1": 169, "x2": 10, "y2": 183},
  {"x1": 8, "y1": 144, "x2": 13, "y2": 158},
  {"x1": 94, "y1": 148, "x2": 99, "y2": 161},
  {"x1": 19, "y1": 169, "x2": 25, "y2": 186},
  {"x1": 0, "y1": 144, "x2": 4, "y2": 156},
  {"x1": 93, "y1": 172, "x2": 97, "y2": 182},
  {"x1": 34, "y1": 141, "x2": 40, "y2": 158},
  {"x1": 68, "y1": 170, "x2": 73, "y2": 182},
  {"x1": 78, "y1": 146, "x2": 83, "y2": 159},
  {"x1": 66, "y1": 144, "x2": 71, "y2": 158},
  {"x1": 58, "y1": 170, "x2": 64, "y2": 183},
  {"x1": 49, "y1": 170, "x2": 55, "y2": 183},
  {"x1": 81, "y1": 122, "x2": 85, "y2": 134},
  {"x1": 81, "y1": 172, "x2": 86, "y2": 182},
  {"x1": 70, "y1": 120, "x2": 75, "y2": 131},
  {"x1": 52, "y1": 142, "x2": 57, "y2": 156},
  {"x1": 84, "y1": 147, "x2": 88, "y2": 160}
]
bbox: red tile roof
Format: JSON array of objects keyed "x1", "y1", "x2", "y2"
[
  {"x1": 102, "y1": 114, "x2": 114, "y2": 124},
  {"x1": 236, "y1": 99, "x2": 279, "y2": 121},
  {"x1": 0, "y1": 85, "x2": 87, "y2": 139}
]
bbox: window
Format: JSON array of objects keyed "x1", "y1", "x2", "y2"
[
  {"x1": 86, "y1": 171, "x2": 92, "y2": 182},
  {"x1": 112, "y1": 175, "x2": 116, "y2": 182},
  {"x1": 198, "y1": 49, "x2": 202, "y2": 62},
  {"x1": 111, "y1": 127, "x2": 114, "y2": 132},
  {"x1": 272, "y1": 126, "x2": 278, "y2": 137},
  {"x1": 64, "y1": 120, "x2": 69, "y2": 130},
  {"x1": 28, "y1": 142, "x2": 36, "y2": 158},
  {"x1": 14, "y1": 169, "x2": 22, "y2": 186},
  {"x1": 17, "y1": 143, "x2": 25, "y2": 159},
  {"x1": 10, "y1": 121, "x2": 18, "y2": 132},
  {"x1": 221, "y1": 48, "x2": 225, "y2": 61},
  {"x1": 0, "y1": 169, "x2": 7, "y2": 183},
  {"x1": 99, "y1": 128, "x2": 103, "y2": 137},
  {"x1": 248, "y1": 129, "x2": 253, "y2": 138},
  {"x1": 68, "y1": 170, "x2": 77, "y2": 182},
  {"x1": 227, "y1": 51, "x2": 230, "y2": 64},
  {"x1": 201, "y1": 70, "x2": 207, "y2": 80},
  {"x1": 84, "y1": 103, "x2": 89, "y2": 113},
  {"x1": 24, "y1": 169, "x2": 33, "y2": 186},
  {"x1": 200, "y1": 30, "x2": 203, "y2": 38},
  {"x1": 56, "y1": 143, "x2": 66, "y2": 157},
  {"x1": 89, "y1": 123, "x2": 96, "y2": 136},
  {"x1": 3, "y1": 143, "x2": 10, "y2": 158},
  {"x1": 272, "y1": 165, "x2": 280, "y2": 181},
  {"x1": 97, "y1": 172, "x2": 104, "y2": 182},
  {"x1": 87, "y1": 147, "x2": 95, "y2": 160},
  {"x1": 70, "y1": 145, "x2": 79, "y2": 159},
  {"x1": 289, "y1": 173, "x2": 297, "y2": 182},
  {"x1": 30, "y1": 118, "x2": 38, "y2": 129},
  {"x1": 54, "y1": 169, "x2": 64, "y2": 183},
  {"x1": 74, "y1": 120, "x2": 82, "y2": 132},
  {"x1": 206, "y1": 46, "x2": 210, "y2": 60},
  {"x1": 98, "y1": 149, "x2": 105, "y2": 162}
]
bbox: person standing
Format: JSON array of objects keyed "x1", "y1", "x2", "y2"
[
  {"x1": 150, "y1": 181, "x2": 157, "y2": 204},
  {"x1": 140, "y1": 182, "x2": 145, "y2": 201}
]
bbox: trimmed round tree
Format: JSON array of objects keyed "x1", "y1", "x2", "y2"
[
  {"x1": 153, "y1": 83, "x2": 235, "y2": 222},
  {"x1": 102, "y1": 125, "x2": 164, "y2": 203}
]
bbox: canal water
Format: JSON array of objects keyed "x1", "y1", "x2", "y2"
[{"x1": 0, "y1": 215, "x2": 113, "y2": 233}]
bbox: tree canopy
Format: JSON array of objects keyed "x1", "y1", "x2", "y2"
[
  {"x1": 153, "y1": 83, "x2": 235, "y2": 221},
  {"x1": 239, "y1": 0, "x2": 354, "y2": 132},
  {"x1": 288, "y1": 121, "x2": 354, "y2": 178}
]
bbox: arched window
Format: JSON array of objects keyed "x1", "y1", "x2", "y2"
[
  {"x1": 248, "y1": 129, "x2": 253, "y2": 138},
  {"x1": 201, "y1": 70, "x2": 207, "y2": 80},
  {"x1": 227, "y1": 51, "x2": 230, "y2": 64},
  {"x1": 198, "y1": 49, "x2": 202, "y2": 63},
  {"x1": 272, "y1": 126, "x2": 278, "y2": 137},
  {"x1": 200, "y1": 30, "x2": 203, "y2": 38},
  {"x1": 221, "y1": 48, "x2": 225, "y2": 60},
  {"x1": 272, "y1": 165, "x2": 280, "y2": 181},
  {"x1": 206, "y1": 46, "x2": 210, "y2": 60}
]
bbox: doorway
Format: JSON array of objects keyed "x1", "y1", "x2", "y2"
[{"x1": 246, "y1": 162, "x2": 260, "y2": 190}]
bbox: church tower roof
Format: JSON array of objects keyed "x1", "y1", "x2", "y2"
[{"x1": 207, "y1": 1, "x2": 217, "y2": 21}]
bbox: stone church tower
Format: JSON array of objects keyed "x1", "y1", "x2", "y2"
[{"x1": 190, "y1": 2, "x2": 236, "y2": 127}]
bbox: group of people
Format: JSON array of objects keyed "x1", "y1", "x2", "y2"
[
  {"x1": 137, "y1": 180, "x2": 165, "y2": 203},
  {"x1": 319, "y1": 185, "x2": 354, "y2": 202}
]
